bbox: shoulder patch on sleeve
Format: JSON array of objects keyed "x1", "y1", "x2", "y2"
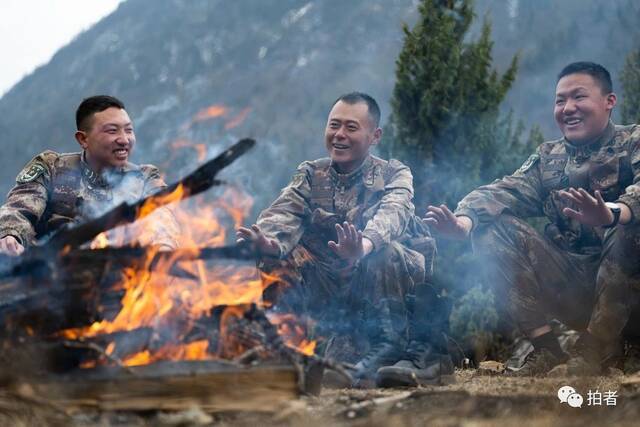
[
  {"x1": 17, "y1": 163, "x2": 46, "y2": 184},
  {"x1": 290, "y1": 161, "x2": 315, "y2": 186},
  {"x1": 515, "y1": 154, "x2": 540, "y2": 175},
  {"x1": 628, "y1": 124, "x2": 640, "y2": 140},
  {"x1": 139, "y1": 164, "x2": 162, "y2": 180},
  {"x1": 387, "y1": 158, "x2": 406, "y2": 168},
  {"x1": 290, "y1": 171, "x2": 307, "y2": 187}
]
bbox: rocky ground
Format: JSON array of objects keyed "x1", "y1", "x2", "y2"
[{"x1": 2, "y1": 368, "x2": 639, "y2": 426}]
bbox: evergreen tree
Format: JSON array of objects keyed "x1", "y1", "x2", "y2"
[
  {"x1": 382, "y1": 0, "x2": 541, "y2": 360},
  {"x1": 621, "y1": 48, "x2": 640, "y2": 124},
  {"x1": 382, "y1": 0, "x2": 533, "y2": 209}
]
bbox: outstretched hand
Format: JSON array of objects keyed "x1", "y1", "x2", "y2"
[
  {"x1": 558, "y1": 188, "x2": 614, "y2": 227},
  {"x1": 328, "y1": 221, "x2": 372, "y2": 265},
  {"x1": 423, "y1": 204, "x2": 472, "y2": 240},
  {"x1": 236, "y1": 224, "x2": 280, "y2": 256}
]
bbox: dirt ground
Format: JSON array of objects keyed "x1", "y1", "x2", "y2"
[{"x1": 2, "y1": 368, "x2": 639, "y2": 426}]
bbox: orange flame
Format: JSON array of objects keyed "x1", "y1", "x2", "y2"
[
  {"x1": 190, "y1": 103, "x2": 251, "y2": 129},
  {"x1": 62, "y1": 144, "x2": 315, "y2": 367},
  {"x1": 123, "y1": 340, "x2": 210, "y2": 367},
  {"x1": 193, "y1": 105, "x2": 228, "y2": 122},
  {"x1": 90, "y1": 232, "x2": 109, "y2": 249},
  {"x1": 137, "y1": 184, "x2": 186, "y2": 219},
  {"x1": 224, "y1": 107, "x2": 252, "y2": 130},
  {"x1": 267, "y1": 313, "x2": 316, "y2": 356}
]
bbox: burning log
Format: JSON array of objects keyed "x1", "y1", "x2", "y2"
[
  {"x1": 12, "y1": 360, "x2": 299, "y2": 413},
  {"x1": 63, "y1": 242, "x2": 260, "y2": 271},
  {"x1": 47, "y1": 137, "x2": 255, "y2": 251},
  {"x1": 0, "y1": 269, "x2": 126, "y2": 338}
]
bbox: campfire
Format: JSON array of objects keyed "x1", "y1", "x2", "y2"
[{"x1": 0, "y1": 139, "x2": 346, "y2": 413}]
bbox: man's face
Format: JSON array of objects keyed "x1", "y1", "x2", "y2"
[
  {"x1": 76, "y1": 107, "x2": 135, "y2": 170},
  {"x1": 554, "y1": 73, "x2": 616, "y2": 145},
  {"x1": 324, "y1": 100, "x2": 381, "y2": 173}
]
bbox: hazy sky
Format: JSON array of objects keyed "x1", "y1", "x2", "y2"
[{"x1": 0, "y1": 0, "x2": 124, "y2": 96}]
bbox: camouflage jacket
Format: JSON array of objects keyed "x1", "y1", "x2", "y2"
[
  {"x1": 0, "y1": 150, "x2": 179, "y2": 248},
  {"x1": 257, "y1": 154, "x2": 422, "y2": 266},
  {"x1": 456, "y1": 121, "x2": 640, "y2": 253}
]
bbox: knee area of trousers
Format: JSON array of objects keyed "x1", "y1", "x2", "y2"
[
  {"x1": 604, "y1": 225, "x2": 640, "y2": 256},
  {"x1": 369, "y1": 242, "x2": 403, "y2": 263},
  {"x1": 472, "y1": 215, "x2": 528, "y2": 251}
]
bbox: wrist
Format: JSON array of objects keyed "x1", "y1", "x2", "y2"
[
  {"x1": 616, "y1": 202, "x2": 633, "y2": 225},
  {"x1": 458, "y1": 216, "x2": 473, "y2": 231},
  {"x1": 603, "y1": 202, "x2": 621, "y2": 228},
  {"x1": 454, "y1": 215, "x2": 473, "y2": 238},
  {"x1": 362, "y1": 237, "x2": 374, "y2": 257},
  {"x1": 454, "y1": 209, "x2": 478, "y2": 232},
  {"x1": 361, "y1": 229, "x2": 384, "y2": 252}
]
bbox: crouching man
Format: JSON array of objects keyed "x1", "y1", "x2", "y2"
[
  {"x1": 426, "y1": 62, "x2": 640, "y2": 376},
  {"x1": 238, "y1": 92, "x2": 454, "y2": 387}
]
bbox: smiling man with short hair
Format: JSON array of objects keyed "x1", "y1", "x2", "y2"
[{"x1": 0, "y1": 95, "x2": 179, "y2": 255}]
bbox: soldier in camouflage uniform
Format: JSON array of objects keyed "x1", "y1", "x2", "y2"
[
  {"x1": 0, "y1": 95, "x2": 179, "y2": 255},
  {"x1": 426, "y1": 62, "x2": 640, "y2": 376},
  {"x1": 238, "y1": 92, "x2": 453, "y2": 387}
]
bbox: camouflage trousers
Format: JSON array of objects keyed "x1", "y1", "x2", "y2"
[
  {"x1": 471, "y1": 215, "x2": 640, "y2": 345},
  {"x1": 261, "y1": 242, "x2": 426, "y2": 340}
]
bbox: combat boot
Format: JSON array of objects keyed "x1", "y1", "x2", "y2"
[
  {"x1": 345, "y1": 298, "x2": 406, "y2": 388},
  {"x1": 507, "y1": 347, "x2": 567, "y2": 376},
  {"x1": 350, "y1": 336, "x2": 407, "y2": 388},
  {"x1": 377, "y1": 284, "x2": 455, "y2": 387},
  {"x1": 567, "y1": 332, "x2": 607, "y2": 376},
  {"x1": 376, "y1": 335, "x2": 455, "y2": 387}
]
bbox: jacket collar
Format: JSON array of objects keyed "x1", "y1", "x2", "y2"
[
  {"x1": 564, "y1": 120, "x2": 616, "y2": 158},
  {"x1": 329, "y1": 155, "x2": 373, "y2": 186},
  {"x1": 80, "y1": 151, "x2": 139, "y2": 188}
]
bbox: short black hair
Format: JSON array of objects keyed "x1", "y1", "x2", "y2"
[
  {"x1": 557, "y1": 62, "x2": 613, "y2": 94},
  {"x1": 332, "y1": 92, "x2": 381, "y2": 128},
  {"x1": 76, "y1": 95, "x2": 126, "y2": 131}
]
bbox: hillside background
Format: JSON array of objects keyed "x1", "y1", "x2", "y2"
[{"x1": 0, "y1": 0, "x2": 638, "y2": 212}]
